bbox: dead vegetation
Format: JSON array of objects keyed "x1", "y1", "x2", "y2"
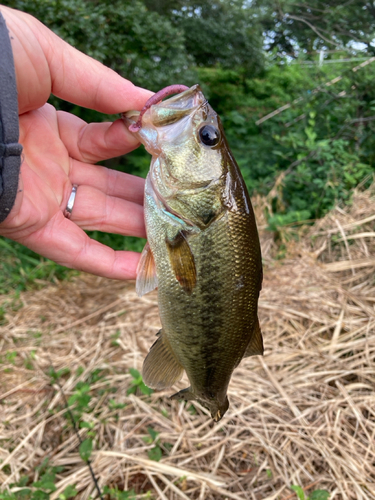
[{"x1": 0, "y1": 185, "x2": 374, "y2": 500}]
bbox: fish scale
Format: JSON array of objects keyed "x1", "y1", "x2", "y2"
[{"x1": 123, "y1": 84, "x2": 263, "y2": 421}]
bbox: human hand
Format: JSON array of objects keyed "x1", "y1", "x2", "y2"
[{"x1": 0, "y1": 6, "x2": 153, "y2": 280}]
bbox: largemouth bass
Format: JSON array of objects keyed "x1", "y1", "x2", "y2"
[{"x1": 123, "y1": 84, "x2": 263, "y2": 422}]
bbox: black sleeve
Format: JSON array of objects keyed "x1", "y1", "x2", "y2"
[{"x1": 0, "y1": 11, "x2": 23, "y2": 223}]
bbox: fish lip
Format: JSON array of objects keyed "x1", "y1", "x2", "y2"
[
  {"x1": 121, "y1": 110, "x2": 140, "y2": 127},
  {"x1": 149, "y1": 87, "x2": 206, "y2": 129},
  {"x1": 158, "y1": 83, "x2": 202, "y2": 104}
]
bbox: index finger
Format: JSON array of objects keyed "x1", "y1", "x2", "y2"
[{"x1": 2, "y1": 6, "x2": 153, "y2": 114}]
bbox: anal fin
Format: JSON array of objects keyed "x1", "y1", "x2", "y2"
[
  {"x1": 243, "y1": 317, "x2": 264, "y2": 357},
  {"x1": 136, "y1": 242, "x2": 158, "y2": 297},
  {"x1": 142, "y1": 330, "x2": 184, "y2": 390}
]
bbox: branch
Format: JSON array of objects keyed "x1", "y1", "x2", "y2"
[
  {"x1": 285, "y1": 13, "x2": 341, "y2": 47},
  {"x1": 256, "y1": 55, "x2": 375, "y2": 125},
  {"x1": 348, "y1": 115, "x2": 375, "y2": 123}
]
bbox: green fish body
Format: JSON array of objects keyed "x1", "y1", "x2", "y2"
[{"x1": 124, "y1": 85, "x2": 263, "y2": 421}]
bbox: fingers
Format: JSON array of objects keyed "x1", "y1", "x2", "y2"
[
  {"x1": 67, "y1": 184, "x2": 146, "y2": 238},
  {"x1": 57, "y1": 111, "x2": 141, "y2": 163},
  {"x1": 0, "y1": 6, "x2": 52, "y2": 114},
  {"x1": 46, "y1": 43, "x2": 152, "y2": 114},
  {"x1": 69, "y1": 161, "x2": 145, "y2": 206},
  {"x1": 23, "y1": 213, "x2": 141, "y2": 280},
  {"x1": 47, "y1": 46, "x2": 153, "y2": 115},
  {"x1": 1, "y1": 6, "x2": 153, "y2": 115},
  {"x1": 20, "y1": 8, "x2": 153, "y2": 114}
]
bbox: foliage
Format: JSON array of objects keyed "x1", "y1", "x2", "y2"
[
  {"x1": 102, "y1": 486, "x2": 136, "y2": 500},
  {"x1": 142, "y1": 426, "x2": 173, "y2": 462},
  {"x1": 78, "y1": 438, "x2": 93, "y2": 462},
  {"x1": 198, "y1": 60, "x2": 374, "y2": 227},
  {"x1": 256, "y1": 0, "x2": 375, "y2": 57},
  {"x1": 19, "y1": 367, "x2": 153, "y2": 498},
  {"x1": 2, "y1": 0, "x2": 374, "y2": 267},
  {"x1": 155, "y1": 0, "x2": 264, "y2": 75},
  {"x1": 126, "y1": 368, "x2": 153, "y2": 396},
  {"x1": 0, "y1": 460, "x2": 77, "y2": 500},
  {"x1": 291, "y1": 485, "x2": 330, "y2": 500},
  {"x1": 0, "y1": 238, "x2": 76, "y2": 294}
]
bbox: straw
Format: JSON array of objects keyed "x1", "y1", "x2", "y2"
[{"x1": 1, "y1": 184, "x2": 374, "y2": 499}]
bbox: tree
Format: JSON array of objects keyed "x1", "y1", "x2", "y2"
[{"x1": 256, "y1": 0, "x2": 375, "y2": 58}]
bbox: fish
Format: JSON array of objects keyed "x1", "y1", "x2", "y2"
[{"x1": 122, "y1": 84, "x2": 263, "y2": 422}]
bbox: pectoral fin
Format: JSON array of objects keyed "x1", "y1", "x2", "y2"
[
  {"x1": 136, "y1": 243, "x2": 158, "y2": 297},
  {"x1": 243, "y1": 317, "x2": 264, "y2": 357},
  {"x1": 166, "y1": 231, "x2": 196, "y2": 294},
  {"x1": 142, "y1": 330, "x2": 184, "y2": 390}
]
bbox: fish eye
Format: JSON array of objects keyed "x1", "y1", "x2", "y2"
[{"x1": 198, "y1": 124, "x2": 220, "y2": 147}]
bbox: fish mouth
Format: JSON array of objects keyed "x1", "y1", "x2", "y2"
[
  {"x1": 122, "y1": 85, "x2": 206, "y2": 131},
  {"x1": 121, "y1": 109, "x2": 140, "y2": 128},
  {"x1": 208, "y1": 396, "x2": 230, "y2": 422}
]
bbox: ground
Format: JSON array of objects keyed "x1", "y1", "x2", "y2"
[{"x1": 0, "y1": 187, "x2": 375, "y2": 500}]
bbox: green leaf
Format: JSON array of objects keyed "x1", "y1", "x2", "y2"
[
  {"x1": 148, "y1": 446, "x2": 162, "y2": 462},
  {"x1": 31, "y1": 490, "x2": 50, "y2": 500},
  {"x1": 79, "y1": 438, "x2": 93, "y2": 462},
  {"x1": 291, "y1": 485, "x2": 305, "y2": 500},
  {"x1": 59, "y1": 485, "x2": 78, "y2": 499},
  {"x1": 109, "y1": 398, "x2": 127, "y2": 410},
  {"x1": 103, "y1": 486, "x2": 136, "y2": 499},
  {"x1": 129, "y1": 368, "x2": 141, "y2": 380},
  {"x1": 79, "y1": 421, "x2": 95, "y2": 429},
  {"x1": 5, "y1": 351, "x2": 17, "y2": 364},
  {"x1": 33, "y1": 472, "x2": 57, "y2": 492},
  {"x1": 147, "y1": 426, "x2": 159, "y2": 442},
  {"x1": 126, "y1": 385, "x2": 137, "y2": 396},
  {"x1": 187, "y1": 404, "x2": 197, "y2": 415},
  {"x1": 309, "y1": 490, "x2": 330, "y2": 500},
  {"x1": 16, "y1": 476, "x2": 29, "y2": 487},
  {"x1": 139, "y1": 382, "x2": 153, "y2": 396}
]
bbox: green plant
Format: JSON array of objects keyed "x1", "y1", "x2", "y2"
[
  {"x1": 108, "y1": 399, "x2": 127, "y2": 411},
  {"x1": 142, "y1": 427, "x2": 162, "y2": 461},
  {"x1": 102, "y1": 486, "x2": 136, "y2": 499},
  {"x1": 291, "y1": 485, "x2": 330, "y2": 500},
  {"x1": 58, "y1": 485, "x2": 77, "y2": 500},
  {"x1": 1, "y1": 461, "x2": 77, "y2": 500},
  {"x1": 142, "y1": 426, "x2": 172, "y2": 462},
  {"x1": 5, "y1": 351, "x2": 17, "y2": 365},
  {"x1": 79, "y1": 438, "x2": 93, "y2": 462},
  {"x1": 67, "y1": 382, "x2": 91, "y2": 416},
  {"x1": 0, "y1": 238, "x2": 75, "y2": 294},
  {"x1": 126, "y1": 368, "x2": 153, "y2": 396}
]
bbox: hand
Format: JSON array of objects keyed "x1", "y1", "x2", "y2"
[{"x1": 0, "y1": 6, "x2": 153, "y2": 280}]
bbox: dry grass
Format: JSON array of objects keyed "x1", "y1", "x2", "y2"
[{"x1": 1, "y1": 186, "x2": 375, "y2": 500}]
